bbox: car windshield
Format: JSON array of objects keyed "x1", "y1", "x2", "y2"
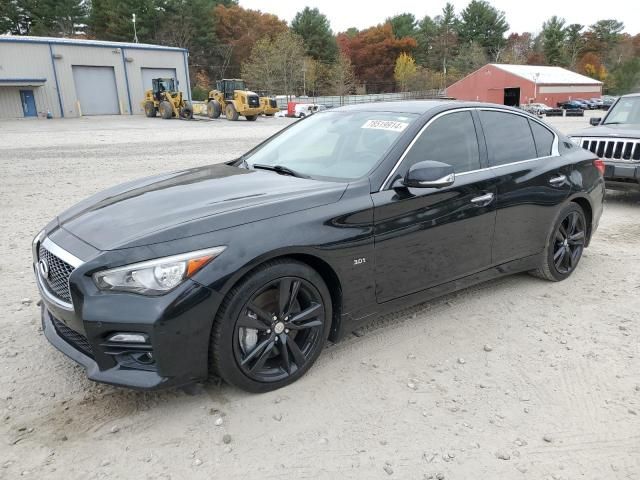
[
  {"x1": 244, "y1": 111, "x2": 418, "y2": 180},
  {"x1": 604, "y1": 96, "x2": 640, "y2": 125}
]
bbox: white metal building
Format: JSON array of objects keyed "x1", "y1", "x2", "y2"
[{"x1": 0, "y1": 36, "x2": 191, "y2": 119}]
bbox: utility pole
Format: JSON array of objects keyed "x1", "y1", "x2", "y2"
[
  {"x1": 533, "y1": 72, "x2": 540, "y2": 101},
  {"x1": 302, "y1": 64, "x2": 307, "y2": 97},
  {"x1": 132, "y1": 14, "x2": 139, "y2": 43}
]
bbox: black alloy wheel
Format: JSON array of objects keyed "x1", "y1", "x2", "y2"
[
  {"x1": 234, "y1": 277, "x2": 324, "y2": 382},
  {"x1": 211, "y1": 260, "x2": 331, "y2": 392},
  {"x1": 552, "y1": 210, "x2": 586, "y2": 274},
  {"x1": 531, "y1": 203, "x2": 587, "y2": 282}
]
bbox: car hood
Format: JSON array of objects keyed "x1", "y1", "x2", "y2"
[
  {"x1": 570, "y1": 124, "x2": 640, "y2": 138},
  {"x1": 58, "y1": 164, "x2": 347, "y2": 251}
]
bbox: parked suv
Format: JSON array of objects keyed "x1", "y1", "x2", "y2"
[{"x1": 569, "y1": 93, "x2": 640, "y2": 190}]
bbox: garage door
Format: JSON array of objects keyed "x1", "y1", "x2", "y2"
[
  {"x1": 72, "y1": 66, "x2": 120, "y2": 115},
  {"x1": 141, "y1": 68, "x2": 177, "y2": 92}
]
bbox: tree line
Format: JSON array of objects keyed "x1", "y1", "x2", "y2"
[{"x1": 2, "y1": 0, "x2": 639, "y2": 97}]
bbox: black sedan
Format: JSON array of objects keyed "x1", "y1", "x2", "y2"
[{"x1": 33, "y1": 101, "x2": 604, "y2": 393}]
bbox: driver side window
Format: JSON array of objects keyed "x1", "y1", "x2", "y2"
[{"x1": 403, "y1": 111, "x2": 481, "y2": 174}]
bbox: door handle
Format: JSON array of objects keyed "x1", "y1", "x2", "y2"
[
  {"x1": 549, "y1": 174, "x2": 567, "y2": 185},
  {"x1": 470, "y1": 192, "x2": 494, "y2": 206}
]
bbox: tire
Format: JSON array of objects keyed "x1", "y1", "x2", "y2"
[
  {"x1": 225, "y1": 103, "x2": 239, "y2": 121},
  {"x1": 144, "y1": 101, "x2": 156, "y2": 118},
  {"x1": 159, "y1": 101, "x2": 173, "y2": 119},
  {"x1": 530, "y1": 203, "x2": 587, "y2": 282},
  {"x1": 299, "y1": 112, "x2": 306, "y2": 118},
  {"x1": 179, "y1": 101, "x2": 193, "y2": 119},
  {"x1": 210, "y1": 259, "x2": 332, "y2": 393},
  {"x1": 207, "y1": 100, "x2": 221, "y2": 119},
  {"x1": 245, "y1": 115, "x2": 257, "y2": 121}
]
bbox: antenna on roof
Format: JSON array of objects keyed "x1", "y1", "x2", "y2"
[{"x1": 132, "y1": 14, "x2": 138, "y2": 43}]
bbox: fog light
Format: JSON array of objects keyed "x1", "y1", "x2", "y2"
[
  {"x1": 133, "y1": 352, "x2": 154, "y2": 365},
  {"x1": 108, "y1": 332, "x2": 148, "y2": 343}
]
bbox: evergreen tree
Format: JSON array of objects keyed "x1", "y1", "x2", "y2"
[
  {"x1": 291, "y1": 7, "x2": 337, "y2": 63},
  {"x1": 388, "y1": 13, "x2": 417, "y2": 39},
  {"x1": 0, "y1": 0, "x2": 31, "y2": 34},
  {"x1": 457, "y1": 0, "x2": 508, "y2": 60},
  {"x1": 541, "y1": 16, "x2": 566, "y2": 65},
  {"x1": 564, "y1": 24, "x2": 584, "y2": 68}
]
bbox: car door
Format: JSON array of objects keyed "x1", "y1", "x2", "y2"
[
  {"x1": 477, "y1": 109, "x2": 573, "y2": 264},
  {"x1": 372, "y1": 109, "x2": 498, "y2": 303}
]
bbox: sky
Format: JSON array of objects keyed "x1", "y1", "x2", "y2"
[{"x1": 239, "y1": 0, "x2": 640, "y2": 35}]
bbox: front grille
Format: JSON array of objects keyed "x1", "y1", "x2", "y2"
[
  {"x1": 581, "y1": 138, "x2": 640, "y2": 162},
  {"x1": 248, "y1": 95, "x2": 259, "y2": 108},
  {"x1": 51, "y1": 316, "x2": 93, "y2": 357},
  {"x1": 39, "y1": 245, "x2": 74, "y2": 303}
]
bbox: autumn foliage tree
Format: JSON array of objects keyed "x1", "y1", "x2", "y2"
[
  {"x1": 214, "y1": 4, "x2": 287, "y2": 78},
  {"x1": 338, "y1": 23, "x2": 416, "y2": 93},
  {"x1": 394, "y1": 53, "x2": 417, "y2": 91},
  {"x1": 241, "y1": 31, "x2": 305, "y2": 96}
]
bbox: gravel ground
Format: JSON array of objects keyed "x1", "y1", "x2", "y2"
[{"x1": 0, "y1": 112, "x2": 639, "y2": 480}]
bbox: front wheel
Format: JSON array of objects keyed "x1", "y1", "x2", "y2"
[
  {"x1": 225, "y1": 103, "x2": 239, "y2": 121},
  {"x1": 530, "y1": 203, "x2": 587, "y2": 281},
  {"x1": 210, "y1": 260, "x2": 331, "y2": 392},
  {"x1": 159, "y1": 101, "x2": 173, "y2": 119},
  {"x1": 245, "y1": 115, "x2": 257, "y2": 121},
  {"x1": 179, "y1": 101, "x2": 193, "y2": 119}
]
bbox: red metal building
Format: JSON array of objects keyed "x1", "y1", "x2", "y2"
[{"x1": 446, "y1": 64, "x2": 603, "y2": 107}]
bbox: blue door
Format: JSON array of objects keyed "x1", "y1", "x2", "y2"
[{"x1": 20, "y1": 90, "x2": 37, "y2": 117}]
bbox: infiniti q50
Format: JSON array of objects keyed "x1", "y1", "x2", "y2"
[{"x1": 33, "y1": 101, "x2": 604, "y2": 392}]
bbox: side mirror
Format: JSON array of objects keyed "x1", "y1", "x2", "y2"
[
  {"x1": 401, "y1": 161, "x2": 455, "y2": 189},
  {"x1": 590, "y1": 117, "x2": 601, "y2": 126}
]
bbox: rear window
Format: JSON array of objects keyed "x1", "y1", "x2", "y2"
[
  {"x1": 479, "y1": 111, "x2": 537, "y2": 166},
  {"x1": 529, "y1": 120, "x2": 555, "y2": 157}
]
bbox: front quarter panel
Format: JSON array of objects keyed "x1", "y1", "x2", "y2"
[{"x1": 189, "y1": 181, "x2": 376, "y2": 335}]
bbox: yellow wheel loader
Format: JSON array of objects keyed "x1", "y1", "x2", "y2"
[
  {"x1": 142, "y1": 78, "x2": 193, "y2": 120},
  {"x1": 259, "y1": 95, "x2": 279, "y2": 116},
  {"x1": 206, "y1": 79, "x2": 261, "y2": 121}
]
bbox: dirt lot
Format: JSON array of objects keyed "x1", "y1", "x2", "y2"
[{"x1": 1, "y1": 112, "x2": 639, "y2": 480}]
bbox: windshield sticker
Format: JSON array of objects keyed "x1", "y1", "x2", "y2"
[{"x1": 361, "y1": 120, "x2": 409, "y2": 132}]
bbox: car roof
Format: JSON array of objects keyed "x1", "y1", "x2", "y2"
[
  {"x1": 331, "y1": 100, "x2": 526, "y2": 115},
  {"x1": 621, "y1": 92, "x2": 640, "y2": 98}
]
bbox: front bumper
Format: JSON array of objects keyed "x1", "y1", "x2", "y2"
[
  {"x1": 35, "y1": 232, "x2": 224, "y2": 390},
  {"x1": 241, "y1": 107, "x2": 263, "y2": 117},
  {"x1": 42, "y1": 306, "x2": 177, "y2": 390},
  {"x1": 604, "y1": 161, "x2": 640, "y2": 190}
]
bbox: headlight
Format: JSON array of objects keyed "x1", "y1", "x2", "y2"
[
  {"x1": 93, "y1": 246, "x2": 226, "y2": 295},
  {"x1": 569, "y1": 136, "x2": 581, "y2": 146}
]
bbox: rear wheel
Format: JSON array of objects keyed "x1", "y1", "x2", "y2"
[
  {"x1": 159, "y1": 101, "x2": 173, "y2": 119},
  {"x1": 245, "y1": 115, "x2": 257, "y2": 121},
  {"x1": 225, "y1": 103, "x2": 239, "y2": 121},
  {"x1": 530, "y1": 203, "x2": 587, "y2": 281},
  {"x1": 207, "y1": 100, "x2": 221, "y2": 119},
  {"x1": 144, "y1": 101, "x2": 156, "y2": 118},
  {"x1": 210, "y1": 260, "x2": 331, "y2": 393}
]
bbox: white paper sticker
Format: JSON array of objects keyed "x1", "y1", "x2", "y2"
[{"x1": 361, "y1": 120, "x2": 409, "y2": 132}]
